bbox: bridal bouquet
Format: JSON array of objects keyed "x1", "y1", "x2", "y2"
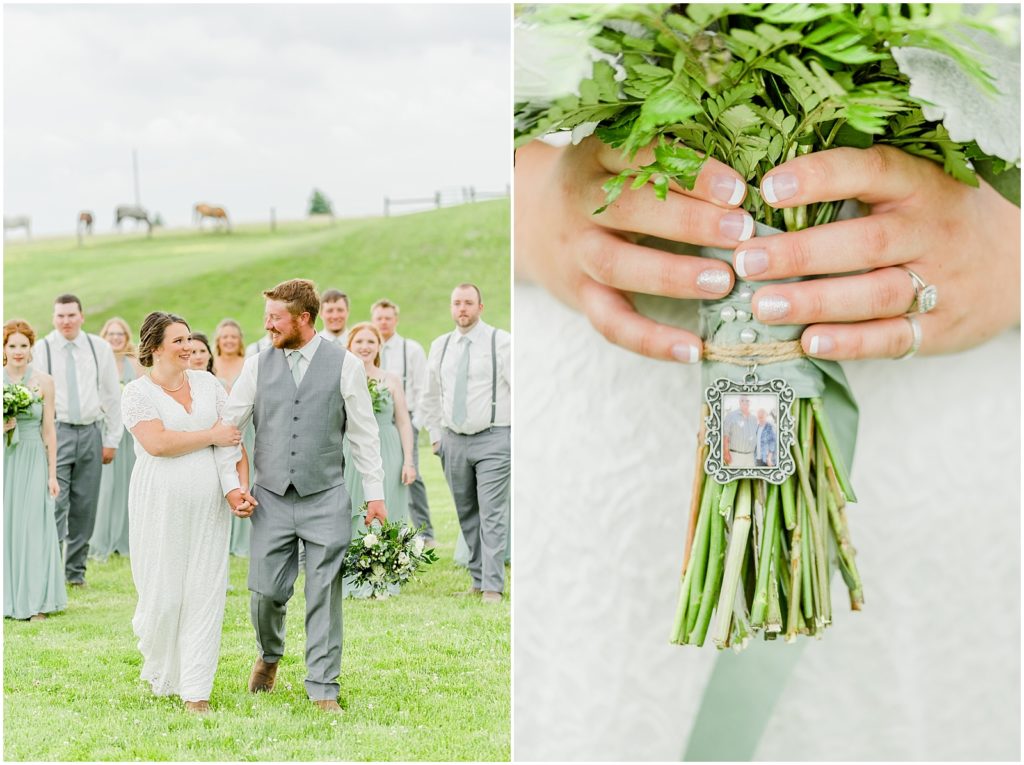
[
  {"x1": 345, "y1": 514, "x2": 439, "y2": 600},
  {"x1": 367, "y1": 377, "x2": 387, "y2": 414},
  {"x1": 515, "y1": 4, "x2": 1019, "y2": 649},
  {"x1": 4, "y1": 382, "x2": 40, "y2": 446}
]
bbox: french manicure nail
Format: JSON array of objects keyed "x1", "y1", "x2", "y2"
[
  {"x1": 734, "y1": 249, "x2": 768, "y2": 278},
  {"x1": 671, "y1": 344, "x2": 700, "y2": 364},
  {"x1": 696, "y1": 269, "x2": 731, "y2": 294},
  {"x1": 762, "y1": 172, "x2": 798, "y2": 204},
  {"x1": 711, "y1": 175, "x2": 745, "y2": 206},
  {"x1": 720, "y1": 212, "x2": 754, "y2": 242},
  {"x1": 756, "y1": 295, "x2": 791, "y2": 320},
  {"x1": 808, "y1": 335, "x2": 835, "y2": 355}
]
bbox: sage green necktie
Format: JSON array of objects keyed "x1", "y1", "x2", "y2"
[
  {"x1": 287, "y1": 350, "x2": 302, "y2": 386},
  {"x1": 65, "y1": 343, "x2": 82, "y2": 423},
  {"x1": 452, "y1": 335, "x2": 470, "y2": 427}
]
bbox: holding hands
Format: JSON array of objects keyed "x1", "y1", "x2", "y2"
[
  {"x1": 516, "y1": 138, "x2": 1020, "y2": 361},
  {"x1": 226, "y1": 488, "x2": 258, "y2": 518}
]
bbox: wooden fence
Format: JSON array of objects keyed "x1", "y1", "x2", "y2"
[{"x1": 383, "y1": 184, "x2": 509, "y2": 217}]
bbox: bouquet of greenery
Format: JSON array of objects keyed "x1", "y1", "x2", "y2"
[
  {"x1": 344, "y1": 513, "x2": 439, "y2": 600},
  {"x1": 367, "y1": 377, "x2": 388, "y2": 414},
  {"x1": 515, "y1": 3, "x2": 1018, "y2": 649},
  {"x1": 4, "y1": 382, "x2": 41, "y2": 446}
]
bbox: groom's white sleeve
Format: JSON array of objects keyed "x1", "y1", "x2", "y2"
[
  {"x1": 341, "y1": 353, "x2": 385, "y2": 501},
  {"x1": 215, "y1": 356, "x2": 259, "y2": 496}
]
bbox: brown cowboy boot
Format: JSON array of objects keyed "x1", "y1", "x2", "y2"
[
  {"x1": 184, "y1": 700, "x2": 210, "y2": 714},
  {"x1": 248, "y1": 657, "x2": 278, "y2": 693},
  {"x1": 313, "y1": 699, "x2": 343, "y2": 713}
]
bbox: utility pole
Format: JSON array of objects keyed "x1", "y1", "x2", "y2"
[{"x1": 132, "y1": 148, "x2": 141, "y2": 207}]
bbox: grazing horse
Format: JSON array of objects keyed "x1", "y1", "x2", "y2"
[
  {"x1": 115, "y1": 204, "x2": 152, "y2": 237},
  {"x1": 78, "y1": 211, "x2": 94, "y2": 235},
  {"x1": 3, "y1": 215, "x2": 31, "y2": 239},
  {"x1": 193, "y1": 202, "x2": 231, "y2": 231}
]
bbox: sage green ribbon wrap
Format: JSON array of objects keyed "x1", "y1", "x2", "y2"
[
  {"x1": 699, "y1": 222, "x2": 859, "y2": 498},
  {"x1": 680, "y1": 223, "x2": 861, "y2": 760}
]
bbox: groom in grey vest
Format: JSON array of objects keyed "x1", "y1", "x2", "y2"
[{"x1": 217, "y1": 279, "x2": 387, "y2": 713}]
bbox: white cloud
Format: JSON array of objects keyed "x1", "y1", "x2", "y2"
[{"x1": 3, "y1": 4, "x2": 510, "y2": 234}]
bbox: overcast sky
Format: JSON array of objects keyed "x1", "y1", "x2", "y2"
[{"x1": 3, "y1": 3, "x2": 510, "y2": 236}]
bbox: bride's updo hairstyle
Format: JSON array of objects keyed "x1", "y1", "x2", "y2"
[{"x1": 138, "y1": 311, "x2": 190, "y2": 368}]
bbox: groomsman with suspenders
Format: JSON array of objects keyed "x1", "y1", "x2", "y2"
[
  {"x1": 421, "y1": 284, "x2": 510, "y2": 603},
  {"x1": 371, "y1": 298, "x2": 435, "y2": 545},
  {"x1": 318, "y1": 289, "x2": 350, "y2": 347},
  {"x1": 35, "y1": 294, "x2": 123, "y2": 585}
]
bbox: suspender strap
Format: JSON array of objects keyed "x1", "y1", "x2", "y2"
[
  {"x1": 44, "y1": 335, "x2": 100, "y2": 387},
  {"x1": 402, "y1": 339, "x2": 408, "y2": 396},
  {"x1": 439, "y1": 329, "x2": 499, "y2": 428},
  {"x1": 490, "y1": 328, "x2": 497, "y2": 426}
]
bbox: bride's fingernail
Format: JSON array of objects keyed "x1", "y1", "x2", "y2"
[
  {"x1": 756, "y1": 295, "x2": 790, "y2": 320},
  {"x1": 808, "y1": 335, "x2": 835, "y2": 355},
  {"x1": 734, "y1": 249, "x2": 767, "y2": 278},
  {"x1": 672, "y1": 344, "x2": 700, "y2": 364},
  {"x1": 720, "y1": 212, "x2": 754, "y2": 242},
  {"x1": 696, "y1": 269, "x2": 731, "y2": 294},
  {"x1": 711, "y1": 176, "x2": 745, "y2": 206},
  {"x1": 762, "y1": 172, "x2": 798, "y2": 204}
]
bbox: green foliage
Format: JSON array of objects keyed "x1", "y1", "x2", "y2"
[
  {"x1": 515, "y1": 3, "x2": 1014, "y2": 230},
  {"x1": 3, "y1": 452, "x2": 510, "y2": 761},
  {"x1": 307, "y1": 188, "x2": 334, "y2": 216}
]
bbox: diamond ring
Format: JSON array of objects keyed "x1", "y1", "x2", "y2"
[
  {"x1": 897, "y1": 265, "x2": 938, "y2": 314},
  {"x1": 895, "y1": 315, "x2": 922, "y2": 360}
]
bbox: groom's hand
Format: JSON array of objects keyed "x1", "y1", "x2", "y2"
[
  {"x1": 364, "y1": 499, "x2": 387, "y2": 526},
  {"x1": 227, "y1": 488, "x2": 258, "y2": 518}
]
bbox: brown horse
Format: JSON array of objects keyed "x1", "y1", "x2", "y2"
[
  {"x1": 78, "y1": 211, "x2": 94, "y2": 235},
  {"x1": 194, "y1": 203, "x2": 231, "y2": 232}
]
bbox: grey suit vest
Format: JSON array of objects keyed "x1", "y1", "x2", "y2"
[{"x1": 253, "y1": 341, "x2": 347, "y2": 497}]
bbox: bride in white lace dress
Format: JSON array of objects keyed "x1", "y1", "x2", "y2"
[{"x1": 120, "y1": 312, "x2": 249, "y2": 713}]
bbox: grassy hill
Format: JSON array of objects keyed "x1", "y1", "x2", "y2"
[{"x1": 3, "y1": 200, "x2": 510, "y2": 350}]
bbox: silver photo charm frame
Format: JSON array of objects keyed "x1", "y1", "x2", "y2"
[{"x1": 704, "y1": 372, "x2": 796, "y2": 485}]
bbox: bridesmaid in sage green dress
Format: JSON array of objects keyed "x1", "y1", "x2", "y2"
[
  {"x1": 90, "y1": 317, "x2": 142, "y2": 560},
  {"x1": 212, "y1": 320, "x2": 253, "y2": 558},
  {"x1": 342, "y1": 323, "x2": 416, "y2": 598},
  {"x1": 3, "y1": 320, "x2": 67, "y2": 621}
]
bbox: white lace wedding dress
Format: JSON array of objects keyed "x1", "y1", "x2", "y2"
[
  {"x1": 513, "y1": 286, "x2": 1020, "y2": 761},
  {"x1": 121, "y1": 370, "x2": 233, "y2": 702}
]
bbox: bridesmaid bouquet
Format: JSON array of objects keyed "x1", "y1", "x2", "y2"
[
  {"x1": 3, "y1": 382, "x2": 40, "y2": 446},
  {"x1": 367, "y1": 377, "x2": 387, "y2": 414},
  {"x1": 345, "y1": 514, "x2": 439, "y2": 600},
  {"x1": 515, "y1": 4, "x2": 1019, "y2": 649}
]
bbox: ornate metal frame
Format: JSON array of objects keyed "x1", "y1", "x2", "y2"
[{"x1": 704, "y1": 375, "x2": 796, "y2": 485}]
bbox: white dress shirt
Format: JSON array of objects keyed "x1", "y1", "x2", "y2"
[
  {"x1": 421, "y1": 319, "x2": 511, "y2": 443},
  {"x1": 319, "y1": 328, "x2": 349, "y2": 347},
  {"x1": 379, "y1": 332, "x2": 427, "y2": 424},
  {"x1": 35, "y1": 330, "x2": 123, "y2": 448},
  {"x1": 215, "y1": 334, "x2": 385, "y2": 499}
]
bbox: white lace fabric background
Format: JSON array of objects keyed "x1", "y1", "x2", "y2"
[{"x1": 513, "y1": 285, "x2": 1020, "y2": 761}]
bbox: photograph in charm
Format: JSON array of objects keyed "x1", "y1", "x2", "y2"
[
  {"x1": 3, "y1": 4, "x2": 510, "y2": 761},
  {"x1": 513, "y1": 3, "x2": 1020, "y2": 762},
  {"x1": 720, "y1": 394, "x2": 778, "y2": 469}
]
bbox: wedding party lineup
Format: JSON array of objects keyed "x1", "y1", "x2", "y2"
[{"x1": 4, "y1": 2, "x2": 1021, "y2": 763}]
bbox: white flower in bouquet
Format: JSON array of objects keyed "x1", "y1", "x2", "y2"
[
  {"x1": 413, "y1": 536, "x2": 425, "y2": 555},
  {"x1": 362, "y1": 533, "x2": 378, "y2": 549},
  {"x1": 371, "y1": 564, "x2": 385, "y2": 581},
  {"x1": 398, "y1": 552, "x2": 410, "y2": 566},
  {"x1": 358, "y1": 557, "x2": 370, "y2": 569}
]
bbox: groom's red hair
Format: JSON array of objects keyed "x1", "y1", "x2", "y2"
[{"x1": 264, "y1": 279, "x2": 320, "y2": 324}]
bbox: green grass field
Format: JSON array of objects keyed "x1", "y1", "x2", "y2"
[
  {"x1": 3, "y1": 454, "x2": 510, "y2": 761},
  {"x1": 2, "y1": 201, "x2": 511, "y2": 761},
  {"x1": 3, "y1": 200, "x2": 510, "y2": 349}
]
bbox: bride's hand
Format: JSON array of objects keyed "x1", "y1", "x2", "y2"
[
  {"x1": 741, "y1": 146, "x2": 1020, "y2": 359},
  {"x1": 516, "y1": 137, "x2": 750, "y2": 361},
  {"x1": 208, "y1": 419, "x2": 242, "y2": 447}
]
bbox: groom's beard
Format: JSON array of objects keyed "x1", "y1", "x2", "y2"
[{"x1": 271, "y1": 325, "x2": 304, "y2": 349}]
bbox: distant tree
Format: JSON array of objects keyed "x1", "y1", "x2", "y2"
[
  {"x1": 308, "y1": 189, "x2": 334, "y2": 216},
  {"x1": 152, "y1": 212, "x2": 164, "y2": 227}
]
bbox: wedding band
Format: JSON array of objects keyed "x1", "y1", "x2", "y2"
[
  {"x1": 897, "y1": 265, "x2": 938, "y2": 314},
  {"x1": 895, "y1": 315, "x2": 922, "y2": 360}
]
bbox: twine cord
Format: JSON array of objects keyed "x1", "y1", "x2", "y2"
[{"x1": 702, "y1": 341, "x2": 805, "y2": 364}]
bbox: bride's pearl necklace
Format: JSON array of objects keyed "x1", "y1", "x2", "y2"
[{"x1": 150, "y1": 371, "x2": 186, "y2": 392}]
